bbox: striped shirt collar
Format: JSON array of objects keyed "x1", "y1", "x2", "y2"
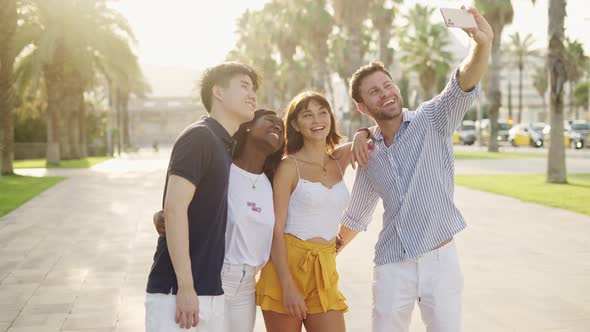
[{"x1": 372, "y1": 108, "x2": 413, "y2": 142}]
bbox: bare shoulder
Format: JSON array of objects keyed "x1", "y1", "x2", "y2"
[
  {"x1": 273, "y1": 156, "x2": 299, "y2": 189},
  {"x1": 331, "y1": 144, "x2": 352, "y2": 170}
]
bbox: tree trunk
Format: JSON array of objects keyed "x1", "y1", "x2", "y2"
[
  {"x1": 379, "y1": 28, "x2": 393, "y2": 69},
  {"x1": 116, "y1": 88, "x2": 123, "y2": 155},
  {"x1": 79, "y1": 95, "x2": 87, "y2": 158},
  {"x1": 67, "y1": 83, "x2": 83, "y2": 159},
  {"x1": 43, "y1": 65, "x2": 63, "y2": 164},
  {"x1": 487, "y1": 24, "x2": 504, "y2": 153},
  {"x1": 0, "y1": 0, "x2": 17, "y2": 175},
  {"x1": 518, "y1": 62, "x2": 523, "y2": 124},
  {"x1": 569, "y1": 82, "x2": 575, "y2": 120},
  {"x1": 546, "y1": 0, "x2": 567, "y2": 183},
  {"x1": 122, "y1": 93, "x2": 130, "y2": 148},
  {"x1": 348, "y1": 28, "x2": 363, "y2": 134},
  {"x1": 508, "y1": 81, "x2": 513, "y2": 122}
]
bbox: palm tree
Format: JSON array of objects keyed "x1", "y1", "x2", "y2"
[
  {"x1": 0, "y1": 0, "x2": 17, "y2": 175},
  {"x1": 573, "y1": 81, "x2": 588, "y2": 112},
  {"x1": 475, "y1": 0, "x2": 514, "y2": 153},
  {"x1": 297, "y1": 0, "x2": 334, "y2": 93},
  {"x1": 545, "y1": 0, "x2": 568, "y2": 183},
  {"x1": 332, "y1": 0, "x2": 373, "y2": 133},
  {"x1": 369, "y1": 0, "x2": 402, "y2": 70},
  {"x1": 267, "y1": 1, "x2": 300, "y2": 99},
  {"x1": 15, "y1": 0, "x2": 137, "y2": 163},
  {"x1": 532, "y1": 65, "x2": 548, "y2": 121},
  {"x1": 399, "y1": 4, "x2": 452, "y2": 102},
  {"x1": 505, "y1": 32, "x2": 539, "y2": 124},
  {"x1": 564, "y1": 38, "x2": 589, "y2": 120},
  {"x1": 228, "y1": 9, "x2": 278, "y2": 108}
]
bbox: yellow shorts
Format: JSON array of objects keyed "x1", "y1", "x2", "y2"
[{"x1": 256, "y1": 234, "x2": 348, "y2": 314}]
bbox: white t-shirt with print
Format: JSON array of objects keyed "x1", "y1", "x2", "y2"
[{"x1": 224, "y1": 163, "x2": 275, "y2": 267}]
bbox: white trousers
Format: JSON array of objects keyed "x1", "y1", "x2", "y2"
[
  {"x1": 372, "y1": 240, "x2": 464, "y2": 332},
  {"x1": 145, "y1": 292, "x2": 224, "y2": 332},
  {"x1": 221, "y1": 263, "x2": 259, "y2": 332}
]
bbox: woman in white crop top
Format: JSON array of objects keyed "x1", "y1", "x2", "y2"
[
  {"x1": 155, "y1": 109, "x2": 285, "y2": 332},
  {"x1": 256, "y1": 91, "x2": 366, "y2": 332}
]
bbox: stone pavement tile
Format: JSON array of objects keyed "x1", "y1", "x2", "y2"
[
  {"x1": 62, "y1": 329, "x2": 114, "y2": 332},
  {"x1": 0, "y1": 322, "x2": 9, "y2": 332},
  {"x1": 19, "y1": 303, "x2": 71, "y2": 316},
  {"x1": 70, "y1": 294, "x2": 120, "y2": 315},
  {"x1": 0, "y1": 310, "x2": 20, "y2": 323},
  {"x1": 0, "y1": 284, "x2": 38, "y2": 306},
  {"x1": 10, "y1": 313, "x2": 67, "y2": 329},
  {"x1": 26, "y1": 293, "x2": 77, "y2": 306},
  {"x1": 62, "y1": 312, "x2": 118, "y2": 330},
  {"x1": 7, "y1": 327, "x2": 61, "y2": 332},
  {"x1": 1, "y1": 270, "x2": 48, "y2": 285}
]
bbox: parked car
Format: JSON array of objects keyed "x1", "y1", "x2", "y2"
[
  {"x1": 453, "y1": 120, "x2": 476, "y2": 145},
  {"x1": 542, "y1": 123, "x2": 571, "y2": 148},
  {"x1": 478, "y1": 119, "x2": 512, "y2": 145},
  {"x1": 509, "y1": 122, "x2": 546, "y2": 148},
  {"x1": 568, "y1": 120, "x2": 590, "y2": 149}
]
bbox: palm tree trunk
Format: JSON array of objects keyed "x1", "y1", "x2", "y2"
[
  {"x1": 122, "y1": 93, "x2": 130, "y2": 148},
  {"x1": 487, "y1": 24, "x2": 504, "y2": 153},
  {"x1": 518, "y1": 62, "x2": 523, "y2": 123},
  {"x1": 0, "y1": 0, "x2": 17, "y2": 175},
  {"x1": 569, "y1": 82, "x2": 575, "y2": 120},
  {"x1": 287, "y1": 59, "x2": 296, "y2": 99},
  {"x1": 79, "y1": 94, "x2": 87, "y2": 158},
  {"x1": 67, "y1": 85, "x2": 83, "y2": 159},
  {"x1": 348, "y1": 29, "x2": 363, "y2": 133},
  {"x1": 379, "y1": 28, "x2": 393, "y2": 69},
  {"x1": 546, "y1": 0, "x2": 567, "y2": 183},
  {"x1": 508, "y1": 81, "x2": 513, "y2": 121},
  {"x1": 44, "y1": 65, "x2": 62, "y2": 164}
]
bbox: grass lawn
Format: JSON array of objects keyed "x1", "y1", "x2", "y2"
[
  {"x1": 0, "y1": 175, "x2": 65, "y2": 218},
  {"x1": 454, "y1": 151, "x2": 544, "y2": 160},
  {"x1": 13, "y1": 156, "x2": 111, "y2": 169},
  {"x1": 456, "y1": 173, "x2": 590, "y2": 216}
]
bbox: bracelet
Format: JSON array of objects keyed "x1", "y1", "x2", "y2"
[{"x1": 356, "y1": 127, "x2": 372, "y2": 139}]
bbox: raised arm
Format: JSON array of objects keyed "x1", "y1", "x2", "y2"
[
  {"x1": 422, "y1": 7, "x2": 492, "y2": 137},
  {"x1": 456, "y1": 7, "x2": 493, "y2": 92}
]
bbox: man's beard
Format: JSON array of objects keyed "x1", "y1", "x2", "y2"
[{"x1": 370, "y1": 104, "x2": 403, "y2": 121}]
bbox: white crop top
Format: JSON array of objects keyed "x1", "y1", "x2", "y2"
[{"x1": 284, "y1": 156, "x2": 351, "y2": 241}]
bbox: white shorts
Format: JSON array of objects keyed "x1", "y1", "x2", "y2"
[{"x1": 145, "y1": 292, "x2": 224, "y2": 332}]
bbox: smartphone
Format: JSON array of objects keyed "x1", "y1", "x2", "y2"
[{"x1": 440, "y1": 8, "x2": 477, "y2": 29}]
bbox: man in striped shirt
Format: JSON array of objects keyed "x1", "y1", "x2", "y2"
[{"x1": 338, "y1": 7, "x2": 493, "y2": 332}]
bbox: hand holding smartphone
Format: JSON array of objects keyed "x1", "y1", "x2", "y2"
[{"x1": 440, "y1": 8, "x2": 477, "y2": 29}]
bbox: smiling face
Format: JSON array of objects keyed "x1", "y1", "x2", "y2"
[
  {"x1": 284, "y1": 92, "x2": 342, "y2": 154},
  {"x1": 248, "y1": 113, "x2": 285, "y2": 153},
  {"x1": 216, "y1": 74, "x2": 258, "y2": 123},
  {"x1": 292, "y1": 99, "x2": 332, "y2": 143},
  {"x1": 357, "y1": 71, "x2": 404, "y2": 121}
]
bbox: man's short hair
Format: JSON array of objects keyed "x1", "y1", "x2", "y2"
[
  {"x1": 349, "y1": 61, "x2": 393, "y2": 104},
  {"x1": 200, "y1": 62, "x2": 261, "y2": 113}
]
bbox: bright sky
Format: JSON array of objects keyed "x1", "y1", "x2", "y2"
[{"x1": 114, "y1": 0, "x2": 589, "y2": 70}]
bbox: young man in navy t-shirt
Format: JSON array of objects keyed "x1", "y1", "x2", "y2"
[{"x1": 146, "y1": 62, "x2": 260, "y2": 332}]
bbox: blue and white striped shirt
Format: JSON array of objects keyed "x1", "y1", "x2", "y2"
[{"x1": 341, "y1": 69, "x2": 480, "y2": 265}]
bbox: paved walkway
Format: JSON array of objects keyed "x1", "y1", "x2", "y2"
[{"x1": 2, "y1": 152, "x2": 589, "y2": 332}]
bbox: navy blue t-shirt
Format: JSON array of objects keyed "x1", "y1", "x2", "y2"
[{"x1": 146, "y1": 117, "x2": 235, "y2": 296}]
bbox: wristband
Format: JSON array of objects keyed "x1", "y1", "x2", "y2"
[{"x1": 356, "y1": 127, "x2": 372, "y2": 139}]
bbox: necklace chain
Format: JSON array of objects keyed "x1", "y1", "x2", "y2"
[
  {"x1": 247, "y1": 173, "x2": 263, "y2": 189},
  {"x1": 300, "y1": 150, "x2": 329, "y2": 175}
]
